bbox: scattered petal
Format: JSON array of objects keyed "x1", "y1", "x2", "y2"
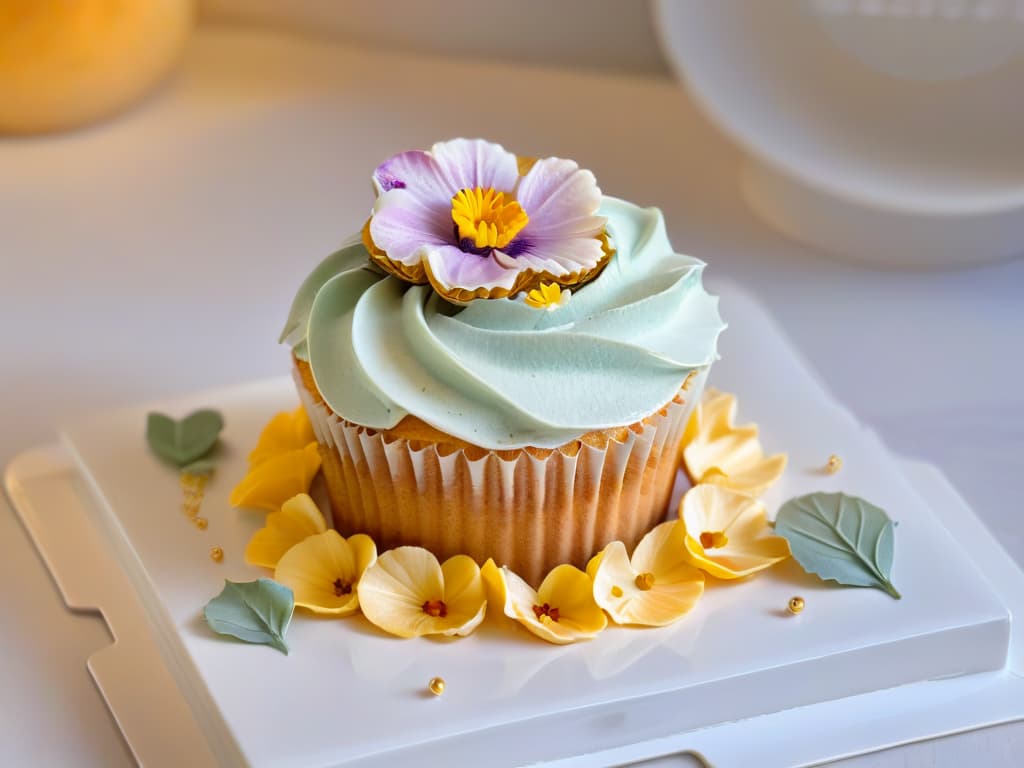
[
  {"x1": 591, "y1": 522, "x2": 705, "y2": 626},
  {"x1": 679, "y1": 484, "x2": 791, "y2": 579},
  {"x1": 682, "y1": 390, "x2": 787, "y2": 497},
  {"x1": 274, "y1": 530, "x2": 377, "y2": 615},
  {"x1": 247, "y1": 406, "x2": 316, "y2": 468},
  {"x1": 501, "y1": 564, "x2": 606, "y2": 644},
  {"x1": 357, "y1": 547, "x2": 487, "y2": 638},
  {"x1": 481, "y1": 558, "x2": 508, "y2": 622},
  {"x1": 245, "y1": 493, "x2": 327, "y2": 569},
  {"x1": 229, "y1": 443, "x2": 321, "y2": 511}
]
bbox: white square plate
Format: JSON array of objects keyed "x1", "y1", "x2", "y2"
[{"x1": 6, "y1": 284, "x2": 1022, "y2": 767}]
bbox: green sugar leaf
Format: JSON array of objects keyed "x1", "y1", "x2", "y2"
[
  {"x1": 146, "y1": 409, "x2": 224, "y2": 467},
  {"x1": 775, "y1": 492, "x2": 901, "y2": 599},
  {"x1": 203, "y1": 578, "x2": 294, "y2": 654}
]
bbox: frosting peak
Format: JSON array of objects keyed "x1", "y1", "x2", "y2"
[{"x1": 282, "y1": 197, "x2": 726, "y2": 450}]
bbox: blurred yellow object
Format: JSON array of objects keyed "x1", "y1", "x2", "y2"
[{"x1": 0, "y1": 0, "x2": 194, "y2": 134}]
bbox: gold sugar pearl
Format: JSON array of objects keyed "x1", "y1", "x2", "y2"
[
  {"x1": 193, "y1": 517, "x2": 208, "y2": 530},
  {"x1": 787, "y1": 596, "x2": 805, "y2": 615},
  {"x1": 827, "y1": 454, "x2": 842, "y2": 474},
  {"x1": 428, "y1": 677, "x2": 446, "y2": 696},
  {"x1": 209, "y1": 546, "x2": 224, "y2": 563}
]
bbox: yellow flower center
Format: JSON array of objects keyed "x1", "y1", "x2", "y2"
[
  {"x1": 532, "y1": 602, "x2": 560, "y2": 623},
  {"x1": 634, "y1": 572, "x2": 656, "y2": 591},
  {"x1": 333, "y1": 578, "x2": 352, "y2": 597},
  {"x1": 451, "y1": 187, "x2": 529, "y2": 250},
  {"x1": 700, "y1": 531, "x2": 729, "y2": 549},
  {"x1": 422, "y1": 599, "x2": 448, "y2": 618}
]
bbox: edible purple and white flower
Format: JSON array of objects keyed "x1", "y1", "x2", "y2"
[{"x1": 363, "y1": 138, "x2": 611, "y2": 302}]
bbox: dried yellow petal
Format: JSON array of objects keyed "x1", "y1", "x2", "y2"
[
  {"x1": 679, "y1": 484, "x2": 790, "y2": 579},
  {"x1": 357, "y1": 547, "x2": 486, "y2": 638},
  {"x1": 682, "y1": 390, "x2": 787, "y2": 498},
  {"x1": 274, "y1": 530, "x2": 376, "y2": 616},
  {"x1": 245, "y1": 493, "x2": 327, "y2": 569},
  {"x1": 229, "y1": 443, "x2": 321, "y2": 511},
  {"x1": 591, "y1": 522, "x2": 704, "y2": 626}
]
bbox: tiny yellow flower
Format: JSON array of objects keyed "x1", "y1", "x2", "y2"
[
  {"x1": 245, "y1": 493, "x2": 327, "y2": 569},
  {"x1": 524, "y1": 282, "x2": 570, "y2": 311},
  {"x1": 247, "y1": 406, "x2": 316, "y2": 468},
  {"x1": 357, "y1": 547, "x2": 487, "y2": 638},
  {"x1": 587, "y1": 521, "x2": 705, "y2": 627},
  {"x1": 499, "y1": 564, "x2": 607, "y2": 644},
  {"x1": 274, "y1": 529, "x2": 377, "y2": 616},
  {"x1": 679, "y1": 484, "x2": 791, "y2": 579},
  {"x1": 229, "y1": 443, "x2": 321, "y2": 511},
  {"x1": 682, "y1": 390, "x2": 787, "y2": 498}
]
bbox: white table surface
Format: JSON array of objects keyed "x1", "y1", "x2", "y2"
[{"x1": 1, "y1": 27, "x2": 1021, "y2": 768}]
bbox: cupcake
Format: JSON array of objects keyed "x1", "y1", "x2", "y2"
[{"x1": 280, "y1": 138, "x2": 725, "y2": 585}]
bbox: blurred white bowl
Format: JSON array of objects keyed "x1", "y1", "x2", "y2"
[{"x1": 655, "y1": 0, "x2": 1024, "y2": 268}]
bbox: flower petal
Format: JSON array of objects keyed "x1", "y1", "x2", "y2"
[
  {"x1": 423, "y1": 245, "x2": 519, "y2": 296},
  {"x1": 507, "y1": 235, "x2": 607, "y2": 277},
  {"x1": 682, "y1": 390, "x2": 787, "y2": 497},
  {"x1": 229, "y1": 443, "x2": 321, "y2": 511},
  {"x1": 438, "y1": 555, "x2": 487, "y2": 636},
  {"x1": 681, "y1": 485, "x2": 790, "y2": 579},
  {"x1": 274, "y1": 530, "x2": 376, "y2": 616},
  {"x1": 244, "y1": 493, "x2": 327, "y2": 569},
  {"x1": 247, "y1": 406, "x2": 316, "y2": 468},
  {"x1": 373, "y1": 149, "x2": 452, "y2": 204},
  {"x1": 515, "y1": 157, "x2": 605, "y2": 240},
  {"x1": 503, "y1": 564, "x2": 605, "y2": 644},
  {"x1": 481, "y1": 558, "x2": 508, "y2": 621},
  {"x1": 358, "y1": 547, "x2": 483, "y2": 638},
  {"x1": 593, "y1": 524, "x2": 705, "y2": 627},
  {"x1": 430, "y1": 138, "x2": 519, "y2": 195},
  {"x1": 369, "y1": 191, "x2": 453, "y2": 268}
]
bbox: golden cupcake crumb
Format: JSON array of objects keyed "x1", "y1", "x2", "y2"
[{"x1": 194, "y1": 517, "x2": 208, "y2": 530}]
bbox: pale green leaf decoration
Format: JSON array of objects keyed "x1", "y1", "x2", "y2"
[
  {"x1": 146, "y1": 409, "x2": 224, "y2": 467},
  {"x1": 775, "y1": 492, "x2": 901, "y2": 599},
  {"x1": 203, "y1": 578, "x2": 294, "y2": 654}
]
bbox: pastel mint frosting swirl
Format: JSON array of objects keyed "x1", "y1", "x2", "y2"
[{"x1": 281, "y1": 197, "x2": 726, "y2": 450}]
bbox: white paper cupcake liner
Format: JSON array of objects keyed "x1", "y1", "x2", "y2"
[{"x1": 295, "y1": 366, "x2": 706, "y2": 585}]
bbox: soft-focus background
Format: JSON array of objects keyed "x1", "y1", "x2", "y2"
[{"x1": 1, "y1": 2, "x2": 1022, "y2": 766}]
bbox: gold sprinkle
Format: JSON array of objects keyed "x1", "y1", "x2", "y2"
[
  {"x1": 194, "y1": 517, "x2": 208, "y2": 530},
  {"x1": 610, "y1": 585, "x2": 624, "y2": 598},
  {"x1": 634, "y1": 572, "x2": 656, "y2": 591},
  {"x1": 827, "y1": 454, "x2": 842, "y2": 474},
  {"x1": 428, "y1": 677, "x2": 446, "y2": 696},
  {"x1": 682, "y1": 370, "x2": 698, "y2": 391},
  {"x1": 788, "y1": 596, "x2": 805, "y2": 615},
  {"x1": 209, "y1": 546, "x2": 224, "y2": 563}
]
